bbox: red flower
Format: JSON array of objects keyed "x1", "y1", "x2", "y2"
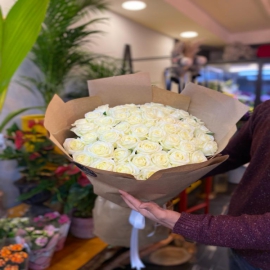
[
  {"x1": 29, "y1": 152, "x2": 41, "y2": 160},
  {"x1": 55, "y1": 164, "x2": 80, "y2": 177},
  {"x1": 28, "y1": 119, "x2": 44, "y2": 129},
  {"x1": 77, "y1": 173, "x2": 90, "y2": 187},
  {"x1": 14, "y1": 131, "x2": 25, "y2": 150}
]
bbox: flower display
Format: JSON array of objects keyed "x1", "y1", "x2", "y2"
[
  {"x1": 0, "y1": 244, "x2": 28, "y2": 270},
  {"x1": 64, "y1": 103, "x2": 218, "y2": 180}
]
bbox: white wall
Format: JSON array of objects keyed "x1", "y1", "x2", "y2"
[{"x1": 86, "y1": 10, "x2": 175, "y2": 88}]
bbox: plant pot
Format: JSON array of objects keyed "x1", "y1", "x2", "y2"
[
  {"x1": 29, "y1": 234, "x2": 59, "y2": 270},
  {"x1": 0, "y1": 159, "x2": 21, "y2": 208},
  {"x1": 14, "y1": 177, "x2": 51, "y2": 205},
  {"x1": 55, "y1": 222, "x2": 71, "y2": 251},
  {"x1": 70, "y1": 217, "x2": 94, "y2": 239}
]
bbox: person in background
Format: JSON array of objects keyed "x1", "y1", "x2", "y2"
[
  {"x1": 166, "y1": 40, "x2": 207, "y2": 93},
  {"x1": 120, "y1": 100, "x2": 270, "y2": 270}
]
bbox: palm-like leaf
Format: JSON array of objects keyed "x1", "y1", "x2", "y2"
[
  {"x1": 26, "y1": 0, "x2": 108, "y2": 105},
  {"x1": 0, "y1": 0, "x2": 49, "y2": 112}
]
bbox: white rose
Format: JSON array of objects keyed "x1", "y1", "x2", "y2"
[
  {"x1": 176, "y1": 141, "x2": 196, "y2": 153},
  {"x1": 170, "y1": 109, "x2": 189, "y2": 119},
  {"x1": 130, "y1": 124, "x2": 149, "y2": 140},
  {"x1": 142, "y1": 108, "x2": 162, "y2": 120},
  {"x1": 177, "y1": 122, "x2": 195, "y2": 133},
  {"x1": 114, "y1": 122, "x2": 131, "y2": 134},
  {"x1": 97, "y1": 126, "x2": 113, "y2": 135},
  {"x1": 169, "y1": 150, "x2": 190, "y2": 166},
  {"x1": 202, "y1": 141, "x2": 218, "y2": 156},
  {"x1": 91, "y1": 158, "x2": 115, "y2": 171},
  {"x1": 192, "y1": 138, "x2": 205, "y2": 150},
  {"x1": 73, "y1": 152, "x2": 95, "y2": 166},
  {"x1": 163, "y1": 123, "x2": 181, "y2": 134},
  {"x1": 94, "y1": 116, "x2": 118, "y2": 126},
  {"x1": 190, "y1": 151, "x2": 207, "y2": 163},
  {"x1": 114, "y1": 162, "x2": 139, "y2": 175},
  {"x1": 144, "y1": 119, "x2": 157, "y2": 128},
  {"x1": 199, "y1": 125, "x2": 211, "y2": 133},
  {"x1": 71, "y1": 123, "x2": 97, "y2": 136},
  {"x1": 158, "y1": 117, "x2": 177, "y2": 124},
  {"x1": 85, "y1": 111, "x2": 102, "y2": 122},
  {"x1": 161, "y1": 134, "x2": 181, "y2": 150},
  {"x1": 151, "y1": 151, "x2": 170, "y2": 168},
  {"x1": 148, "y1": 127, "x2": 166, "y2": 142},
  {"x1": 71, "y1": 119, "x2": 88, "y2": 126},
  {"x1": 183, "y1": 117, "x2": 201, "y2": 127},
  {"x1": 84, "y1": 141, "x2": 114, "y2": 158},
  {"x1": 99, "y1": 130, "x2": 121, "y2": 146},
  {"x1": 108, "y1": 108, "x2": 130, "y2": 120},
  {"x1": 195, "y1": 132, "x2": 214, "y2": 142},
  {"x1": 117, "y1": 135, "x2": 140, "y2": 150},
  {"x1": 130, "y1": 153, "x2": 152, "y2": 168},
  {"x1": 94, "y1": 104, "x2": 109, "y2": 114},
  {"x1": 127, "y1": 114, "x2": 144, "y2": 125},
  {"x1": 113, "y1": 148, "x2": 132, "y2": 162},
  {"x1": 136, "y1": 140, "x2": 162, "y2": 154},
  {"x1": 137, "y1": 166, "x2": 162, "y2": 180},
  {"x1": 80, "y1": 132, "x2": 98, "y2": 144},
  {"x1": 178, "y1": 129, "x2": 194, "y2": 141},
  {"x1": 63, "y1": 138, "x2": 85, "y2": 154}
]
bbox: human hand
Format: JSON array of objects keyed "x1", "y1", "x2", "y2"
[{"x1": 119, "y1": 190, "x2": 181, "y2": 230}]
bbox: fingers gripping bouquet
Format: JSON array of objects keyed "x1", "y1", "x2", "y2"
[
  {"x1": 44, "y1": 73, "x2": 248, "y2": 208},
  {"x1": 63, "y1": 102, "x2": 218, "y2": 180}
]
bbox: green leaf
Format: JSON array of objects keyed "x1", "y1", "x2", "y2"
[
  {"x1": 0, "y1": 106, "x2": 45, "y2": 132},
  {"x1": 206, "y1": 132, "x2": 215, "y2": 136},
  {"x1": 0, "y1": 0, "x2": 49, "y2": 110}
]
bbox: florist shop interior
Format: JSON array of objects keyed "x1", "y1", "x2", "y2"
[{"x1": 0, "y1": 0, "x2": 270, "y2": 270}]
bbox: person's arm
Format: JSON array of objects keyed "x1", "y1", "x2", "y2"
[
  {"x1": 173, "y1": 212, "x2": 270, "y2": 250},
  {"x1": 119, "y1": 190, "x2": 270, "y2": 251},
  {"x1": 205, "y1": 116, "x2": 253, "y2": 177}
]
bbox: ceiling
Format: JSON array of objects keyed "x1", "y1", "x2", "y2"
[
  {"x1": 191, "y1": 0, "x2": 270, "y2": 33},
  {"x1": 107, "y1": 0, "x2": 270, "y2": 46}
]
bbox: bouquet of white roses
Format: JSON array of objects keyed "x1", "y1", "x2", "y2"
[
  {"x1": 63, "y1": 103, "x2": 218, "y2": 180},
  {"x1": 44, "y1": 72, "x2": 247, "y2": 208}
]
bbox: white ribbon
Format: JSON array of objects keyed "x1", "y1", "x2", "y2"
[{"x1": 129, "y1": 210, "x2": 145, "y2": 270}]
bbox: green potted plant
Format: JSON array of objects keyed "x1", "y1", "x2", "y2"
[
  {"x1": 21, "y1": 0, "x2": 108, "y2": 105},
  {"x1": 0, "y1": 123, "x2": 66, "y2": 205},
  {"x1": 50, "y1": 164, "x2": 97, "y2": 239}
]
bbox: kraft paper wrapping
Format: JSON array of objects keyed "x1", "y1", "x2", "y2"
[
  {"x1": 44, "y1": 72, "x2": 248, "y2": 208},
  {"x1": 93, "y1": 196, "x2": 170, "y2": 247}
]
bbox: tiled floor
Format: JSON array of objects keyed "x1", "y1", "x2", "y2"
[{"x1": 116, "y1": 183, "x2": 236, "y2": 270}]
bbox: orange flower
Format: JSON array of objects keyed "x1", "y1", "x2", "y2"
[
  {"x1": 0, "y1": 258, "x2": 6, "y2": 267},
  {"x1": 10, "y1": 254, "x2": 24, "y2": 264},
  {"x1": 0, "y1": 248, "x2": 11, "y2": 258},
  {"x1": 4, "y1": 265, "x2": 19, "y2": 270},
  {"x1": 19, "y1": 252, "x2": 28, "y2": 259},
  {"x1": 9, "y1": 244, "x2": 23, "y2": 252}
]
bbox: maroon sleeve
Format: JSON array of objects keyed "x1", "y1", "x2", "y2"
[{"x1": 173, "y1": 212, "x2": 270, "y2": 250}]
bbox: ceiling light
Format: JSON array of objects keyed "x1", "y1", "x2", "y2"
[
  {"x1": 180, "y1": 31, "x2": 198, "y2": 38},
  {"x1": 122, "y1": 1, "x2": 147, "y2": 11}
]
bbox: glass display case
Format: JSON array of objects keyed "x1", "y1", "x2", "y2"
[{"x1": 197, "y1": 60, "x2": 270, "y2": 109}]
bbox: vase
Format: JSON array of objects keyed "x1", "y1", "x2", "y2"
[
  {"x1": 29, "y1": 234, "x2": 59, "y2": 270},
  {"x1": 55, "y1": 222, "x2": 71, "y2": 251},
  {"x1": 70, "y1": 217, "x2": 94, "y2": 239},
  {"x1": 14, "y1": 177, "x2": 51, "y2": 205}
]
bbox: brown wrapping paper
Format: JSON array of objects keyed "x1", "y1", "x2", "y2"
[
  {"x1": 93, "y1": 196, "x2": 170, "y2": 247},
  {"x1": 44, "y1": 72, "x2": 248, "y2": 208}
]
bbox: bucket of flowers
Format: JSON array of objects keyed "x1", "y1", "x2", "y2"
[
  {"x1": 17, "y1": 225, "x2": 59, "y2": 270},
  {"x1": 0, "y1": 243, "x2": 29, "y2": 270},
  {"x1": 33, "y1": 212, "x2": 70, "y2": 251}
]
